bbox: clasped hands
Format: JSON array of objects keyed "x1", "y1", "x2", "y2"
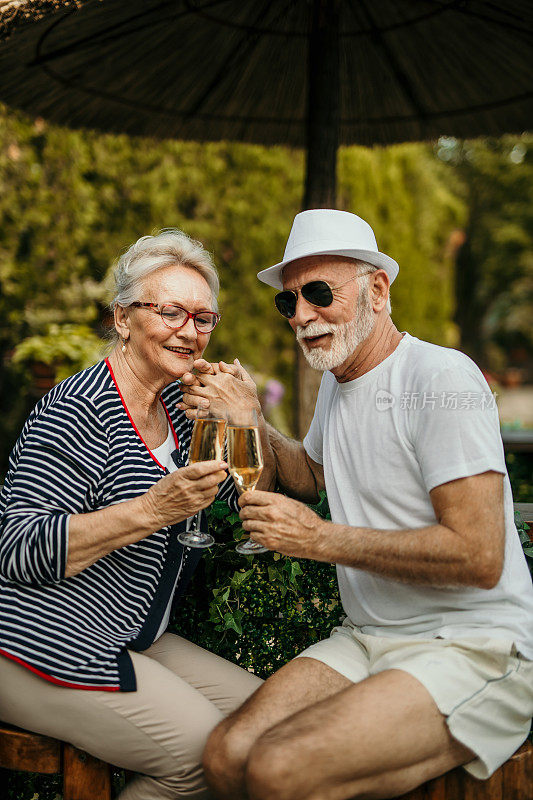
[
  {"x1": 177, "y1": 357, "x2": 259, "y2": 420},
  {"x1": 176, "y1": 359, "x2": 327, "y2": 559}
]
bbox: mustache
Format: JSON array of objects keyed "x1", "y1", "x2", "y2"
[{"x1": 296, "y1": 322, "x2": 339, "y2": 342}]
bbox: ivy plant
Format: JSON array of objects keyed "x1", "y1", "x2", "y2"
[{"x1": 172, "y1": 491, "x2": 342, "y2": 678}]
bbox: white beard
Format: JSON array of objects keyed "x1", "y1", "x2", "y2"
[{"x1": 296, "y1": 287, "x2": 375, "y2": 371}]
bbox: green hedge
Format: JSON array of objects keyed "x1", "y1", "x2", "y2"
[
  {"x1": 505, "y1": 451, "x2": 533, "y2": 504},
  {"x1": 171, "y1": 491, "x2": 342, "y2": 679}
]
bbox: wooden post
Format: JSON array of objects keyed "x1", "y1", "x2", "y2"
[
  {"x1": 463, "y1": 767, "x2": 503, "y2": 800},
  {"x1": 63, "y1": 743, "x2": 112, "y2": 800},
  {"x1": 501, "y1": 742, "x2": 532, "y2": 800},
  {"x1": 296, "y1": 0, "x2": 340, "y2": 438},
  {"x1": 425, "y1": 775, "x2": 447, "y2": 799}
]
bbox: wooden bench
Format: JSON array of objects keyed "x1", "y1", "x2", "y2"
[
  {"x1": 0, "y1": 721, "x2": 530, "y2": 800},
  {"x1": 0, "y1": 721, "x2": 112, "y2": 799},
  {"x1": 397, "y1": 739, "x2": 532, "y2": 799}
]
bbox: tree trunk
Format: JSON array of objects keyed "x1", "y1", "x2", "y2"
[
  {"x1": 295, "y1": 0, "x2": 340, "y2": 439},
  {"x1": 454, "y1": 221, "x2": 486, "y2": 368}
]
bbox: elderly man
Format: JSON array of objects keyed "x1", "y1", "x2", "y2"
[{"x1": 181, "y1": 209, "x2": 533, "y2": 800}]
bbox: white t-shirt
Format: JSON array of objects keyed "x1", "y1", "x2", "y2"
[
  {"x1": 151, "y1": 425, "x2": 190, "y2": 640},
  {"x1": 303, "y1": 333, "x2": 533, "y2": 658}
]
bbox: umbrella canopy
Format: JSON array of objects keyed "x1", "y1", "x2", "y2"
[
  {"x1": 0, "y1": 0, "x2": 531, "y2": 146},
  {"x1": 0, "y1": 0, "x2": 531, "y2": 435}
]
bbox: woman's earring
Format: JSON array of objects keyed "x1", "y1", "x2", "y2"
[{"x1": 121, "y1": 338, "x2": 127, "y2": 353}]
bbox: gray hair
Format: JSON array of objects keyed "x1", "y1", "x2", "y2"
[
  {"x1": 353, "y1": 260, "x2": 392, "y2": 315},
  {"x1": 112, "y1": 228, "x2": 219, "y2": 312}
]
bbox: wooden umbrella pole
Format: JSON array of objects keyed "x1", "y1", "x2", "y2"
[{"x1": 296, "y1": 0, "x2": 341, "y2": 439}]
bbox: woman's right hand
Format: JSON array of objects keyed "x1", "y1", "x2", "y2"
[{"x1": 140, "y1": 460, "x2": 228, "y2": 530}]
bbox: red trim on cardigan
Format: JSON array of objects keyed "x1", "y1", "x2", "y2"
[
  {"x1": 0, "y1": 649, "x2": 120, "y2": 691},
  {"x1": 105, "y1": 358, "x2": 180, "y2": 471}
]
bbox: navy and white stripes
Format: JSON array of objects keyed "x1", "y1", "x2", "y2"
[{"x1": 0, "y1": 360, "x2": 237, "y2": 691}]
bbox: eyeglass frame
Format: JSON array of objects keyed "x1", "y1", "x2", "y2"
[
  {"x1": 129, "y1": 302, "x2": 221, "y2": 333},
  {"x1": 274, "y1": 271, "x2": 375, "y2": 319}
]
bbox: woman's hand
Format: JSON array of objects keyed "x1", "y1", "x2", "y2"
[
  {"x1": 178, "y1": 359, "x2": 261, "y2": 420},
  {"x1": 141, "y1": 460, "x2": 228, "y2": 529}
]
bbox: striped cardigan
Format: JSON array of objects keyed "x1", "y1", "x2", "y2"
[{"x1": 0, "y1": 359, "x2": 237, "y2": 691}]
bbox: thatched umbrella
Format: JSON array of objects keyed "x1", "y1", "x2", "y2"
[{"x1": 0, "y1": 0, "x2": 532, "y2": 434}]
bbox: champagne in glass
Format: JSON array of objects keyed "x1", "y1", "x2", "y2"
[
  {"x1": 227, "y1": 425, "x2": 263, "y2": 492},
  {"x1": 189, "y1": 417, "x2": 226, "y2": 464},
  {"x1": 178, "y1": 411, "x2": 226, "y2": 549},
  {"x1": 227, "y1": 408, "x2": 268, "y2": 555}
]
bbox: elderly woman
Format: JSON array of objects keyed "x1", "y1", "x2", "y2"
[{"x1": 0, "y1": 229, "x2": 262, "y2": 800}]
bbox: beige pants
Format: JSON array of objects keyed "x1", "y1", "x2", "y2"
[{"x1": 0, "y1": 633, "x2": 263, "y2": 799}]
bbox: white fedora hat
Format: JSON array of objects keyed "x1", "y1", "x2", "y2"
[{"x1": 257, "y1": 209, "x2": 399, "y2": 289}]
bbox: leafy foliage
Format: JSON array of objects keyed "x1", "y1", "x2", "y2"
[
  {"x1": 12, "y1": 323, "x2": 106, "y2": 382},
  {"x1": 172, "y1": 491, "x2": 341, "y2": 678},
  {"x1": 0, "y1": 767, "x2": 61, "y2": 800},
  {"x1": 506, "y1": 452, "x2": 533, "y2": 504},
  {"x1": 515, "y1": 513, "x2": 533, "y2": 581},
  {"x1": 436, "y1": 135, "x2": 533, "y2": 372},
  {"x1": 339, "y1": 143, "x2": 465, "y2": 347},
  {"x1": 2, "y1": 106, "x2": 533, "y2": 481}
]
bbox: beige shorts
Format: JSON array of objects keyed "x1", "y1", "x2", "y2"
[{"x1": 296, "y1": 619, "x2": 533, "y2": 779}]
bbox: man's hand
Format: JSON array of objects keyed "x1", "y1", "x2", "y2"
[
  {"x1": 178, "y1": 359, "x2": 261, "y2": 420},
  {"x1": 238, "y1": 490, "x2": 329, "y2": 560},
  {"x1": 181, "y1": 358, "x2": 241, "y2": 388}
]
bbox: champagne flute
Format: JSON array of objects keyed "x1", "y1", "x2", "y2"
[
  {"x1": 177, "y1": 409, "x2": 226, "y2": 549},
  {"x1": 227, "y1": 408, "x2": 268, "y2": 555}
]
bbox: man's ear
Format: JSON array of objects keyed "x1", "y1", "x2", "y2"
[
  {"x1": 370, "y1": 270, "x2": 390, "y2": 312},
  {"x1": 114, "y1": 304, "x2": 131, "y2": 342}
]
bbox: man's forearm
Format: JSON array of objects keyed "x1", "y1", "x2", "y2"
[
  {"x1": 256, "y1": 415, "x2": 277, "y2": 492},
  {"x1": 266, "y1": 424, "x2": 323, "y2": 503},
  {"x1": 241, "y1": 471, "x2": 505, "y2": 590},
  {"x1": 309, "y1": 519, "x2": 501, "y2": 589}
]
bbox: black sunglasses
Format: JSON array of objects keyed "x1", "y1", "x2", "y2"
[{"x1": 274, "y1": 272, "x2": 373, "y2": 319}]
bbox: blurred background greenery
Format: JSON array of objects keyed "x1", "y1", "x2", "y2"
[{"x1": 1, "y1": 102, "x2": 532, "y2": 477}]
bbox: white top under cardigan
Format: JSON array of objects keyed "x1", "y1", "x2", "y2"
[{"x1": 152, "y1": 425, "x2": 193, "y2": 641}]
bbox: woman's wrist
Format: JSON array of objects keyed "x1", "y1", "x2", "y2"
[
  {"x1": 134, "y1": 487, "x2": 170, "y2": 533},
  {"x1": 66, "y1": 495, "x2": 161, "y2": 577}
]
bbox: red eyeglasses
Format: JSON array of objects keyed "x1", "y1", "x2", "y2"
[{"x1": 130, "y1": 302, "x2": 220, "y2": 333}]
